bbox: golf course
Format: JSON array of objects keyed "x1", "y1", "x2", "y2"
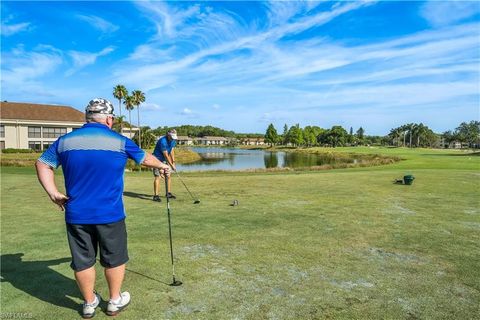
[{"x1": 1, "y1": 147, "x2": 479, "y2": 319}]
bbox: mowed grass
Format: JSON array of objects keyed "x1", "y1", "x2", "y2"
[{"x1": 1, "y1": 147, "x2": 479, "y2": 319}]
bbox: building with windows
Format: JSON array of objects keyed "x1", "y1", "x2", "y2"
[
  {"x1": 240, "y1": 137, "x2": 265, "y2": 146},
  {"x1": 177, "y1": 136, "x2": 194, "y2": 145},
  {"x1": 195, "y1": 136, "x2": 230, "y2": 145},
  {"x1": 0, "y1": 101, "x2": 85, "y2": 151}
]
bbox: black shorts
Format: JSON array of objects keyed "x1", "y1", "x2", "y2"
[{"x1": 66, "y1": 219, "x2": 128, "y2": 272}]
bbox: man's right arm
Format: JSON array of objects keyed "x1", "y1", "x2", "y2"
[{"x1": 35, "y1": 160, "x2": 69, "y2": 211}]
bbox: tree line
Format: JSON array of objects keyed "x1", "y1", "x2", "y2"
[
  {"x1": 265, "y1": 121, "x2": 480, "y2": 148},
  {"x1": 265, "y1": 123, "x2": 381, "y2": 147},
  {"x1": 389, "y1": 121, "x2": 479, "y2": 148}
]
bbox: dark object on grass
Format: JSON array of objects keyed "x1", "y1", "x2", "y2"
[
  {"x1": 170, "y1": 279, "x2": 183, "y2": 286},
  {"x1": 230, "y1": 200, "x2": 239, "y2": 206},
  {"x1": 394, "y1": 179, "x2": 404, "y2": 184},
  {"x1": 165, "y1": 176, "x2": 182, "y2": 286},
  {"x1": 174, "y1": 170, "x2": 200, "y2": 204},
  {"x1": 403, "y1": 175, "x2": 415, "y2": 185}
]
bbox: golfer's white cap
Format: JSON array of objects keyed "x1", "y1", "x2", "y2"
[
  {"x1": 85, "y1": 98, "x2": 115, "y2": 116},
  {"x1": 168, "y1": 129, "x2": 178, "y2": 140}
]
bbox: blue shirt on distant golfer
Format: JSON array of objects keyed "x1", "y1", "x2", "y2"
[
  {"x1": 38, "y1": 123, "x2": 146, "y2": 224},
  {"x1": 153, "y1": 136, "x2": 176, "y2": 162}
]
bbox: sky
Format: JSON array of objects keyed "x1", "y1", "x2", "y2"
[{"x1": 1, "y1": 1, "x2": 479, "y2": 135}]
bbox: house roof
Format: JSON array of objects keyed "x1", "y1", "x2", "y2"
[
  {"x1": 0, "y1": 101, "x2": 85, "y2": 122},
  {"x1": 197, "y1": 136, "x2": 229, "y2": 140}
]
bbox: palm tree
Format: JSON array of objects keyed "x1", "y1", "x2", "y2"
[
  {"x1": 388, "y1": 127, "x2": 403, "y2": 146},
  {"x1": 414, "y1": 123, "x2": 428, "y2": 147},
  {"x1": 131, "y1": 90, "x2": 146, "y2": 148},
  {"x1": 113, "y1": 85, "x2": 128, "y2": 133},
  {"x1": 123, "y1": 95, "x2": 135, "y2": 139},
  {"x1": 408, "y1": 123, "x2": 416, "y2": 147},
  {"x1": 135, "y1": 126, "x2": 156, "y2": 148},
  {"x1": 112, "y1": 115, "x2": 126, "y2": 133}
]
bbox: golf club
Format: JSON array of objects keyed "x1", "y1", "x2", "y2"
[
  {"x1": 174, "y1": 170, "x2": 200, "y2": 204},
  {"x1": 165, "y1": 175, "x2": 182, "y2": 286}
]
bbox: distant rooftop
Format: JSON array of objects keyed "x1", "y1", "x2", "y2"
[{"x1": 0, "y1": 101, "x2": 85, "y2": 122}]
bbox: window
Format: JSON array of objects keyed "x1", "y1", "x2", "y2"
[
  {"x1": 29, "y1": 141, "x2": 42, "y2": 151},
  {"x1": 43, "y1": 142, "x2": 53, "y2": 150},
  {"x1": 0, "y1": 125, "x2": 4, "y2": 138},
  {"x1": 43, "y1": 127, "x2": 66, "y2": 138},
  {"x1": 28, "y1": 127, "x2": 41, "y2": 138}
]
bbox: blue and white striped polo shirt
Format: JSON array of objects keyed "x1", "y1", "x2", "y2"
[{"x1": 38, "y1": 123, "x2": 146, "y2": 224}]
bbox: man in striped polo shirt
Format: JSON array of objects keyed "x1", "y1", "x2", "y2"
[{"x1": 35, "y1": 98, "x2": 170, "y2": 318}]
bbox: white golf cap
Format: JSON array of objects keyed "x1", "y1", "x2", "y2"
[{"x1": 168, "y1": 129, "x2": 178, "y2": 140}]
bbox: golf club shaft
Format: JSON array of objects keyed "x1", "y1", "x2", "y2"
[
  {"x1": 165, "y1": 175, "x2": 176, "y2": 279},
  {"x1": 174, "y1": 170, "x2": 198, "y2": 202}
]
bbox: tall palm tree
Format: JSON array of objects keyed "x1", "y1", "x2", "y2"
[
  {"x1": 112, "y1": 115, "x2": 126, "y2": 133},
  {"x1": 131, "y1": 90, "x2": 146, "y2": 148},
  {"x1": 407, "y1": 123, "x2": 415, "y2": 147},
  {"x1": 123, "y1": 95, "x2": 135, "y2": 139},
  {"x1": 415, "y1": 123, "x2": 428, "y2": 147},
  {"x1": 113, "y1": 85, "x2": 128, "y2": 133}
]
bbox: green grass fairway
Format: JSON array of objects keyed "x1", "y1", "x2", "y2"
[{"x1": 1, "y1": 147, "x2": 479, "y2": 319}]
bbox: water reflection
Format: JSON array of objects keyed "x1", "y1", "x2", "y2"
[
  {"x1": 177, "y1": 147, "x2": 358, "y2": 172},
  {"x1": 264, "y1": 152, "x2": 278, "y2": 168},
  {"x1": 283, "y1": 152, "x2": 355, "y2": 167}
]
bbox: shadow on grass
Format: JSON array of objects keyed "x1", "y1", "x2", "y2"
[
  {"x1": 0, "y1": 253, "x2": 80, "y2": 311},
  {"x1": 125, "y1": 268, "x2": 170, "y2": 286},
  {"x1": 123, "y1": 191, "x2": 152, "y2": 200}
]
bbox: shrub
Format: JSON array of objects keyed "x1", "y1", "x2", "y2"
[{"x1": 1, "y1": 148, "x2": 38, "y2": 153}]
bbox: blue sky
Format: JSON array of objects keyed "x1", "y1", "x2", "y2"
[{"x1": 1, "y1": 1, "x2": 479, "y2": 135}]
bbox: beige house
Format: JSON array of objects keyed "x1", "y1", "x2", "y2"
[
  {"x1": 120, "y1": 126, "x2": 140, "y2": 139},
  {"x1": 241, "y1": 137, "x2": 265, "y2": 146},
  {"x1": 177, "y1": 136, "x2": 194, "y2": 145},
  {"x1": 0, "y1": 101, "x2": 85, "y2": 151},
  {"x1": 195, "y1": 136, "x2": 229, "y2": 145}
]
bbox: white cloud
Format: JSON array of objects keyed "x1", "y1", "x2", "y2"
[
  {"x1": 141, "y1": 102, "x2": 162, "y2": 111},
  {"x1": 0, "y1": 46, "x2": 92, "y2": 103},
  {"x1": 76, "y1": 14, "x2": 119, "y2": 34},
  {"x1": 1, "y1": 45, "x2": 63, "y2": 90},
  {"x1": 263, "y1": 0, "x2": 325, "y2": 27},
  {"x1": 135, "y1": 1, "x2": 200, "y2": 38},
  {"x1": 116, "y1": 1, "x2": 372, "y2": 90},
  {"x1": 1, "y1": 21, "x2": 31, "y2": 36},
  {"x1": 420, "y1": 1, "x2": 480, "y2": 27},
  {"x1": 181, "y1": 108, "x2": 192, "y2": 115},
  {"x1": 66, "y1": 46, "x2": 115, "y2": 76}
]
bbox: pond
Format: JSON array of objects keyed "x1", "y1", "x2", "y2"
[{"x1": 176, "y1": 147, "x2": 360, "y2": 171}]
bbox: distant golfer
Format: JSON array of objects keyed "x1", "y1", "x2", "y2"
[
  {"x1": 152, "y1": 129, "x2": 177, "y2": 202},
  {"x1": 35, "y1": 98, "x2": 170, "y2": 318}
]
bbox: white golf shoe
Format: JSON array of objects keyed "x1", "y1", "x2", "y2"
[
  {"x1": 82, "y1": 292, "x2": 101, "y2": 319},
  {"x1": 106, "y1": 291, "x2": 131, "y2": 316}
]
